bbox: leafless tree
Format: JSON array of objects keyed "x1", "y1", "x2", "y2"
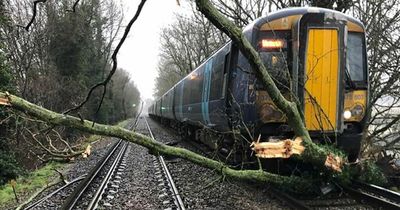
[
  {"x1": 154, "y1": 5, "x2": 227, "y2": 97},
  {"x1": 349, "y1": 0, "x2": 400, "y2": 161}
]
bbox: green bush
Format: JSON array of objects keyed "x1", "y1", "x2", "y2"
[
  {"x1": 0, "y1": 15, "x2": 21, "y2": 186},
  {"x1": 0, "y1": 150, "x2": 23, "y2": 185},
  {"x1": 358, "y1": 160, "x2": 388, "y2": 186}
]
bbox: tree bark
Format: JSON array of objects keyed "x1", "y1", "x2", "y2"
[
  {"x1": 0, "y1": 92, "x2": 315, "y2": 192},
  {"x1": 195, "y1": 0, "x2": 344, "y2": 172}
]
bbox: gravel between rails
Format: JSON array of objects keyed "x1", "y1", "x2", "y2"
[
  {"x1": 145, "y1": 117, "x2": 288, "y2": 210},
  {"x1": 107, "y1": 118, "x2": 161, "y2": 209}
]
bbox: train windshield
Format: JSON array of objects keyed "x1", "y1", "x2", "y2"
[
  {"x1": 258, "y1": 31, "x2": 291, "y2": 90},
  {"x1": 259, "y1": 51, "x2": 290, "y2": 89},
  {"x1": 347, "y1": 33, "x2": 366, "y2": 82}
]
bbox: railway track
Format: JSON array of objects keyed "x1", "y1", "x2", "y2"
[
  {"x1": 60, "y1": 139, "x2": 129, "y2": 209},
  {"x1": 22, "y1": 136, "x2": 131, "y2": 210},
  {"x1": 22, "y1": 176, "x2": 85, "y2": 210},
  {"x1": 344, "y1": 181, "x2": 400, "y2": 209},
  {"x1": 58, "y1": 120, "x2": 137, "y2": 209},
  {"x1": 271, "y1": 181, "x2": 400, "y2": 209},
  {"x1": 144, "y1": 117, "x2": 186, "y2": 210},
  {"x1": 21, "y1": 119, "x2": 134, "y2": 210}
]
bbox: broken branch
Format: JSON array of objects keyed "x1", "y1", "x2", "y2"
[
  {"x1": 0, "y1": 91, "x2": 316, "y2": 192},
  {"x1": 251, "y1": 137, "x2": 305, "y2": 159}
]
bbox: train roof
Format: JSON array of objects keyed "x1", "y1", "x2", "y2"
[{"x1": 244, "y1": 7, "x2": 365, "y2": 33}]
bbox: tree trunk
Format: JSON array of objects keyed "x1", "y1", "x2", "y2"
[{"x1": 0, "y1": 92, "x2": 315, "y2": 192}]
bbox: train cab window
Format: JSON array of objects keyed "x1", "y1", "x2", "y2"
[
  {"x1": 347, "y1": 33, "x2": 366, "y2": 82},
  {"x1": 259, "y1": 52, "x2": 290, "y2": 88},
  {"x1": 257, "y1": 31, "x2": 291, "y2": 90}
]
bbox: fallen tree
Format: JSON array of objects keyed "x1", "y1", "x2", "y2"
[
  {"x1": 0, "y1": 92, "x2": 315, "y2": 192},
  {"x1": 0, "y1": 0, "x2": 382, "y2": 193}
]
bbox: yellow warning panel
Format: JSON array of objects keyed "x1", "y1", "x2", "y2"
[{"x1": 304, "y1": 28, "x2": 339, "y2": 131}]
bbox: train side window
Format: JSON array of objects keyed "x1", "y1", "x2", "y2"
[
  {"x1": 221, "y1": 52, "x2": 230, "y2": 99},
  {"x1": 347, "y1": 33, "x2": 366, "y2": 82},
  {"x1": 175, "y1": 83, "x2": 182, "y2": 106},
  {"x1": 190, "y1": 67, "x2": 204, "y2": 104},
  {"x1": 210, "y1": 52, "x2": 225, "y2": 101},
  {"x1": 183, "y1": 78, "x2": 191, "y2": 105}
]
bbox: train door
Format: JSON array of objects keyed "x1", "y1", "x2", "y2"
[
  {"x1": 208, "y1": 43, "x2": 231, "y2": 131},
  {"x1": 297, "y1": 13, "x2": 346, "y2": 133}
]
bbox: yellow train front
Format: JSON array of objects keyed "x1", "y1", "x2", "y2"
[
  {"x1": 149, "y1": 7, "x2": 368, "y2": 163},
  {"x1": 244, "y1": 7, "x2": 368, "y2": 162}
]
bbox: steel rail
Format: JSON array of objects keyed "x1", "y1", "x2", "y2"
[
  {"x1": 23, "y1": 175, "x2": 85, "y2": 210},
  {"x1": 353, "y1": 181, "x2": 400, "y2": 205},
  {"x1": 343, "y1": 182, "x2": 400, "y2": 209},
  {"x1": 86, "y1": 142, "x2": 128, "y2": 210},
  {"x1": 144, "y1": 117, "x2": 186, "y2": 210},
  {"x1": 61, "y1": 139, "x2": 123, "y2": 209}
]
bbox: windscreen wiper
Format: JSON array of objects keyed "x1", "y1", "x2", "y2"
[{"x1": 345, "y1": 66, "x2": 356, "y2": 89}]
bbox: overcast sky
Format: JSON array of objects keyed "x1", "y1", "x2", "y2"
[{"x1": 118, "y1": 0, "x2": 186, "y2": 100}]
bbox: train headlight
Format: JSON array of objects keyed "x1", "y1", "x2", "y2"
[
  {"x1": 344, "y1": 104, "x2": 365, "y2": 121},
  {"x1": 343, "y1": 110, "x2": 352, "y2": 120},
  {"x1": 351, "y1": 105, "x2": 364, "y2": 117},
  {"x1": 344, "y1": 90, "x2": 367, "y2": 122}
]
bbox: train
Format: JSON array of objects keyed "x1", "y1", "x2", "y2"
[{"x1": 149, "y1": 7, "x2": 368, "y2": 163}]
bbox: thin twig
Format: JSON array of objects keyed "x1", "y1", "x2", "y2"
[{"x1": 53, "y1": 169, "x2": 68, "y2": 184}]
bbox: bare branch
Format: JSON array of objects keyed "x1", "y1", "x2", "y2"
[
  {"x1": 67, "y1": 0, "x2": 81, "y2": 12},
  {"x1": 369, "y1": 115, "x2": 400, "y2": 142},
  {"x1": 53, "y1": 169, "x2": 68, "y2": 184},
  {"x1": 23, "y1": 0, "x2": 48, "y2": 31}
]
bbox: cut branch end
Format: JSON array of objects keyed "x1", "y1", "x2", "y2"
[
  {"x1": 251, "y1": 137, "x2": 304, "y2": 158},
  {"x1": 0, "y1": 94, "x2": 11, "y2": 106},
  {"x1": 324, "y1": 153, "x2": 343, "y2": 172}
]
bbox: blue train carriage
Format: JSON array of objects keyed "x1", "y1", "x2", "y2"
[{"x1": 150, "y1": 7, "x2": 368, "y2": 163}]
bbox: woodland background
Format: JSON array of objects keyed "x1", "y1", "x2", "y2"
[
  {"x1": 0, "y1": 0, "x2": 140, "y2": 185},
  {"x1": 0, "y1": 0, "x2": 399, "y2": 186}
]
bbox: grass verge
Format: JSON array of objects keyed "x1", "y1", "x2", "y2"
[{"x1": 0, "y1": 162, "x2": 61, "y2": 208}]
